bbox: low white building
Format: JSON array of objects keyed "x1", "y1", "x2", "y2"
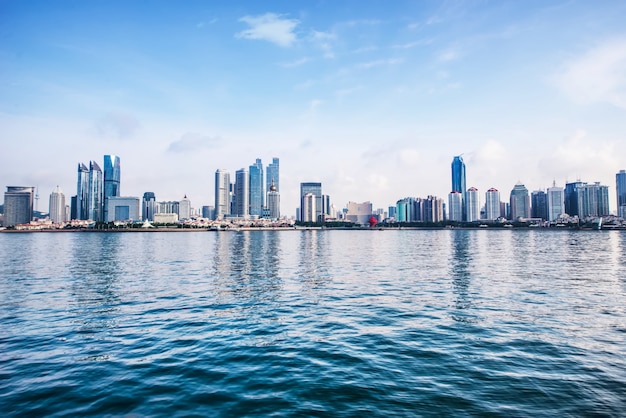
[
  {"x1": 106, "y1": 197, "x2": 140, "y2": 222},
  {"x1": 153, "y1": 212, "x2": 179, "y2": 223}
]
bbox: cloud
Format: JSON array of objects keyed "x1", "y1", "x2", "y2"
[
  {"x1": 280, "y1": 57, "x2": 310, "y2": 68},
  {"x1": 554, "y1": 38, "x2": 626, "y2": 109},
  {"x1": 235, "y1": 13, "x2": 299, "y2": 47},
  {"x1": 95, "y1": 112, "x2": 140, "y2": 139},
  {"x1": 309, "y1": 30, "x2": 336, "y2": 58},
  {"x1": 167, "y1": 132, "x2": 220, "y2": 153},
  {"x1": 438, "y1": 49, "x2": 459, "y2": 62},
  {"x1": 392, "y1": 39, "x2": 433, "y2": 49}
]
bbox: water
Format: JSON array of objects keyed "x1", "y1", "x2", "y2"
[{"x1": 1, "y1": 230, "x2": 625, "y2": 416}]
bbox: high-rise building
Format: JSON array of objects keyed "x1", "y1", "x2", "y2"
[
  {"x1": 249, "y1": 158, "x2": 264, "y2": 217},
  {"x1": 547, "y1": 183, "x2": 564, "y2": 221},
  {"x1": 422, "y1": 196, "x2": 444, "y2": 222},
  {"x1": 215, "y1": 169, "x2": 230, "y2": 220},
  {"x1": 448, "y1": 191, "x2": 463, "y2": 222},
  {"x1": 388, "y1": 206, "x2": 396, "y2": 219},
  {"x1": 300, "y1": 182, "x2": 322, "y2": 222},
  {"x1": 510, "y1": 183, "x2": 530, "y2": 220},
  {"x1": 466, "y1": 187, "x2": 480, "y2": 222},
  {"x1": 321, "y1": 194, "x2": 331, "y2": 218},
  {"x1": 531, "y1": 190, "x2": 548, "y2": 220},
  {"x1": 484, "y1": 188, "x2": 500, "y2": 221},
  {"x1": 202, "y1": 205, "x2": 215, "y2": 220},
  {"x1": 49, "y1": 186, "x2": 66, "y2": 224},
  {"x1": 75, "y1": 163, "x2": 90, "y2": 220},
  {"x1": 451, "y1": 156, "x2": 466, "y2": 221},
  {"x1": 396, "y1": 198, "x2": 412, "y2": 222},
  {"x1": 235, "y1": 168, "x2": 249, "y2": 217},
  {"x1": 87, "y1": 161, "x2": 104, "y2": 222},
  {"x1": 179, "y1": 195, "x2": 191, "y2": 220},
  {"x1": 142, "y1": 192, "x2": 156, "y2": 221},
  {"x1": 266, "y1": 158, "x2": 279, "y2": 193},
  {"x1": 103, "y1": 155, "x2": 120, "y2": 221},
  {"x1": 302, "y1": 193, "x2": 317, "y2": 222},
  {"x1": 617, "y1": 170, "x2": 626, "y2": 218},
  {"x1": 3, "y1": 186, "x2": 34, "y2": 226},
  {"x1": 266, "y1": 180, "x2": 280, "y2": 219},
  {"x1": 564, "y1": 181, "x2": 609, "y2": 218}
]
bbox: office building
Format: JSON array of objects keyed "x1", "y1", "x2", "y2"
[
  {"x1": 510, "y1": 183, "x2": 530, "y2": 220},
  {"x1": 106, "y1": 197, "x2": 140, "y2": 222},
  {"x1": 302, "y1": 193, "x2": 317, "y2": 222},
  {"x1": 388, "y1": 206, "x2": 396, "y2": 219},
  {"x1": 547, "y1": 183, "x2": 564, "y2": 221},
  {"x1": 617, "y1": 170, "x2": 626, "y2": 218},
  {"x1": 179, "y1": 195, "x2": 191, "y2": 220},
  {"x1": 49, "y1": 186, "x2": 66, "y2": 224},
  {"x1": 451, "y1": 156, "x2": 466, "y2": 221},
  {"x1": 215, "y1": 169, "x2": 230, "y2": 220},
  {"x1": 87, "y1": 161, "x2": 104, "y2": 222},
  {"x1": 321, "y1": 194, "x2": 331, "y2": 218},
  {"x1": 142, "y1": 192, "x2": 156, "y2": 221},
  {"x1": 266, "y1": 158, "x2": 279, "y2": 193},
  {"x1": 466, "y1": 187, "x2": 480, "y2": 222},
  {"x1": 300, "y1": 182, "x2": 322, "y2": 222},
  {"x1": 75, "y1": 163, "x2": 90, "y2": 220},
  {"x1": 485, "y1": 188, "x2": 500, "y2": 221},
  {"x1": 202, "y1": 205, "x2": 215, "y2": 220},
  {"x1": 564, "y1": 181, "x2": 609, "y2": 218},
  {"x1": 3, "y1": 186, "x2": 34, "y2": 226},
  {"x1": 396, "y1": 198, "x2": 412, "y2": 222},
  {"x1": 267, "y1": 180, "x2": 280, "y2": 219},
  {"x1": 531, "y1": 190, "x2": 548, "y2": 221},
  {"x1": 249, "y1": 159, "x2": 264, "y2": 217},
  {"x1": 448, "y1": 191, "x2": 463, "y2": 222},
  {"x1": 103, "y1": 155, "x2": 120, "y2": 221},
  {"x1": 235, "y1": 168, "x2": 249, "y2": 217},
  {"x1": 422, "y1": 196, "x2": 444, "y2": 222},
  {"x1": 157, "y1": 201, "x2": 179, "y2": 215}
]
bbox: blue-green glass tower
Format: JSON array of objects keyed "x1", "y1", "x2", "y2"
[
  {"x1": 451, "y1": 156, "x2": 466, "y2": 220},
  {"x1": 249, "y1": 158, "x2": 264, "y2": 217}
]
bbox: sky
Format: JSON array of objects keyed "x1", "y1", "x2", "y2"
[{"x1": 1, "y1": 0, "x2": 626, "y2": 215}]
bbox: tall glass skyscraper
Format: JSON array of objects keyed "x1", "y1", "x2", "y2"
[
  {"x1": 103, "y1": 155, "x2": 121, "y2": 221},
  {"x1": 451, "y1": 156, "x2": 466, "y2": 221},
  {"x1": 300, "y1": 182, "x2": 322, "y2": 222},
  {"x1": 3, "y1": 186, "x2": 34, "y2": 227},
  {"x1": 235, "y1": 168, "x2": 249, "y2": 217},
  {"x1": 510, "y1": 183, "x2": 530, "y2": 220},
  {"x1": 531, "y1": 190, "x2": 548, "y2": 220},
  {"x1": 75, "y1": 163, "x2": 90, "y2": 220},
  {"x1": 466, "y1": 187, "x2": 480, "y2": 222},
  {"x1": 266, "y1": 158, "x2": 279, "y2": 193},
  {"x1": 485, "y1": 188, "x2": 500, "y2": 220},
  {"x1": 448, "y1": 192, "x2": 463, "y2": 222},
  {"x1": 547, "y1": 183, "x2": 564, "y2": 221},
  {"x1": 215, "y1": 169, "x2": 230, "y2": 220},
  {"x1": 617, "y1": 170, "x2": 626, "y2": 218},
  {"x1": 88, "y1": 161, "x2": 104, "y2": 222},
  {"x1": 142, "y1": 192, "x2": 156, "y2": 221},
  {"x1": 249, "y1": 158, "x2": 264, "y2": 217},
  {"x1": 49, "y1": 186, "x2": 66, "y2": 224}
]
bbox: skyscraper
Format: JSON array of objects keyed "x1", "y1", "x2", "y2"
[
  {"x1": 267, "y1": 180, "x2": 280, "y2": 219},
  {"x1": 485, "y1": 188, "x2": 500, "y2": 220},
  {"x1": 547, "y1": 183, "x2": 564, "y2": 221},
  {"x1": 249, "y1": 158, "x2": 264, "y2": 217},
  {"x1": 266, "y1": 158, "x2": 279, "y2": 193},
  {"x1": 451, "y1": 156, "x2": 466, "y2": 221},
  {"x1": 103, "y1": 155, "x2": 121, "y2": 222},
  {"x1": 564, "y1": 181, "x2": 609, "y2": 218},
  {"x1": 179, "y1": 195, "x2": 191, "y2": 220},
  {"x1": 235, "y1": 168, "x2": 249, "y2": 217},
  {"x1": 302, "y1": 193, "x2": 316, "y2": 222},
  {"x1": 142, "y1": 192, "x2": 156, "y2": 221},
  {"x1": 215, "y1": 169, "x2": 230, "y2": 220},
  {"x1": 448, "y1": 191, "x2": 463, "y2": 222},
  {"x1": 49, "y1": 186, "x2": 66, "y2": 224},
  {"x1": 617, "y1": 170, "x2": 626, "y2": 218},
  {"x1": 300, "y1": 182, "x2": 322, "y2": 222},
  {"x1": 531, "y1": 190, "x2": 548, "y2": 220},
  {"x1": 564, "y1": 181, "x2": 584, "y2": 217},
  {"x1": 510, "y1": 183, "x2": 530, "y2": 220},
  {"x1": 75, "y1": 163, "x2": 90, "y2": 220},
  {"x1": 3, "y1": 186, "x2": 34, "y2": 227},
  {"x1": 88, "y1": 161, "x2": 104, "y2": 222},
  {"x1": 466, "y1": 187, "x2": 480, "y2": 222}
]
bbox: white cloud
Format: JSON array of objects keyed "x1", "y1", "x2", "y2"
[
  {"x1": 392, "y1": 39, "x2": 433, "y2": 49},
  {"x1": 95, "y1": 112, "x2": 140, "y2": 139},
  {"x1": 309, "y1": 30, "x2": 336, "y2": 58},
  {"x1": 554, "y1": 38, "x2": 626, "y2": 109},
  {"x1": 167, "y1": 132, "x2": 220, "y2": 153},
  {"x1": 356, "y1": 58, "x2": 403, "y2": 70},
  {"x1": 235, "y1": 13, "x2": 299, "y2": 47},
  {"x1": 280, "y1": 57, "x2": 310, "y2": 68},
  {"x1": 438, "y1": 49, "x2": 459, "y2": 62}
]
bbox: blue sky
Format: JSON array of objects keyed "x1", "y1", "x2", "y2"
[{"x1": 1, "y1": 0, "x2": 626, "y2": 214}]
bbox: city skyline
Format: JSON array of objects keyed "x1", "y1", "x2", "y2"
[{"x1": 1, "y1": 1, "x2": 625, "y2": 212}]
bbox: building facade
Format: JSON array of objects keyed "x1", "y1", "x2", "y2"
[
  {"x1": 531, "y1": 190, "x2": 548, "y2": 221},
  {"x1": 106, "y1": 197, "x2": 140, "y2": 222},
  {"x1": 448, "y1": 191, "x2": 463, "y2": 222},
  {"x1": 466, "y1": 187, "x2": 480, "y2": 222},
  {"x1": 266, "y1": 158, "x2": 279, "y2": 193},
  {"x1": 103, "y1": 155, "x2": 120, "y2": 221},
  {"x1": 234, "y1": 168, "x2": 250, "y2": 217},
  {"x1": 215, "y1": 169, "x2": 230, "y2": 220},
  {"x1": 302, "y1": 193, "x2": 316, "y2": 222},
  {"x1": 249, "y1": 159, "x2": 264, "y2": 217},
  {"x1": 142, "y1": 192, "x2": 156, "y2": 221},
  {"x1": 617, "y1": 170, "x2": 626, "y2": 218},
  {"x1": 300, "y1": 182, "x2": 322, "y2": 222},
  {"x1": 3, "y1": 186, "x2": 34, "y2": 226},
  {"x1": 179, "y1": 195, "x2": 191, "y2": 220},
  {"x1": 451, "y1": 156, "x2": 467, "y2": 221},
  {"x1": 546, "y1": 184, "x2": 564, "y2": 221},
  {"x1": 266, "y1": 181, "x2": 280, "y2": 219},
  {"x1": 49, "y1": 186, "x2": 66, "y2": 224},
  {"x1": 346, "y1": 201, "x2": 373, "y2": 225},
  {"x1": 485, "y1": 188, "x2": 500, "y2": 221},
  {"x1": 510, "y1": 183, "x2": 530, "y2": 220}
]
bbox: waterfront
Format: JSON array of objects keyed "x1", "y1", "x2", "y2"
[{"x1": 1, "y1": 230, "x2": 625, "y2": 416}]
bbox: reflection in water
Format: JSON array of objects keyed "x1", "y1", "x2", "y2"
[
  {"x1": 69, "y1": 234, "x2": 122, "y2": 355},
  {"x1": 449, "y1": 230, "x2": 473, "y2": 314},
  {"x1": 297, "y1": 231, "x2": 331, "y2": 295}
]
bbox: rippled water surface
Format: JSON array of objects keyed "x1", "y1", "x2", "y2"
[{"x1": 1, "y1": 230, "x2": 625, "y2": 416}]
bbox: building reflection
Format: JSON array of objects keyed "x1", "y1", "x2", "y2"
[
  {"x1": 297, "y1": 230, "x2": 331, "y2": 295},
  {"x1": 449, "y1": 230, "x2": 474, "y2": 320}
]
